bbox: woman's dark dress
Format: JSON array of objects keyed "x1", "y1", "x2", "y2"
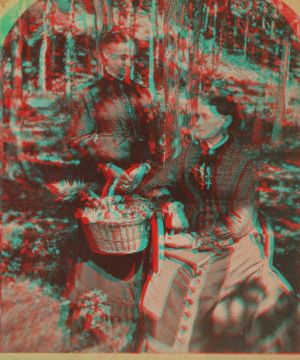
[{"x1": 64, "y1": 74, "x2": 155, "y2": 334}]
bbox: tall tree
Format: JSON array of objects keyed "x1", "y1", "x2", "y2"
[
  {"x1": 65, "y1": 0, "x2": 76, "y2": 97},
  {"x1": 252, "y1": 0, "x2": 268, "y2": 145},
  {"x1": 8, "y1": 6, "x2": 28, "y2": 179},
  {"x1": 93, "y1": 0, "x2": 105, "y2": 76},
  {"x1": 271, "y1": 40, "x2": 291, "y2": 144},
  {"x1": 10, "y1": 18, "x2": 24, "y2": 157},
  {"x1": 39, "y1": 0, "x2": 52, "y2": 96}
]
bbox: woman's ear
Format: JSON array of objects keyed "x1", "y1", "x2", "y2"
[
  {"x1": 223, "y1": 114, "x2": 233, "y2": 128},
  {"x1": 102, "y1": 48, "x2": 108, "y2": 60}
]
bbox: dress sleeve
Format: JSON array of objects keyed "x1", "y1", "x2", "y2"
[
  {"x1": 193, "y1": 160, "x2": 259, "y2": 249},
  {"x1": 65, "y1": 88, "x2": 132, "y2": 163},
  {"x1": 137, "y1": 151, "x2": 186, "y2": 198},
  {"x1": 65, "y1": 88, "x2": 98, "y2": 156},
  {"x1": 135, "y1": 86, "x2": 156, "y2": 167}
]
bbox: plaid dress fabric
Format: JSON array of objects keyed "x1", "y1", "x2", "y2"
[
  {"x1": 141, "y1": 137, "x2": 259, "y2": 246},
  {"x1": 65, "y1": 74, "x2": 154, "y2": 182}
]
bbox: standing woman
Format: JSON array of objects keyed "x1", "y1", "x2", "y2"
[
  {"x1": 61, "y1": 29, "x2": 155, "y2": 350},
  {"x1": 138, "y1": 95, "x2": 300, "y2": 353}
]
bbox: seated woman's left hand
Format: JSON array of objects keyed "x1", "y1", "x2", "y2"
[{"x1": 164, "y1": 233, "x2": 196, "y2": 249}]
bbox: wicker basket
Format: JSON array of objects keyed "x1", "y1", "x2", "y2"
[
  {"x1": 81, "y1": 216, "x2": 151, "y2": 254},
  {"x1": 79, "y1": 179, "x2": 152, "y2": 254}
]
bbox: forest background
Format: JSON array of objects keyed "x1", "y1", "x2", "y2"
[{"x1": 1, "y1": 0, "x2": 300, "y2": 352}]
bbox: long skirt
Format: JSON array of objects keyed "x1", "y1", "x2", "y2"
[
  {"x1": 69, "y1": 254, "x2": 145, "y2": 320},
  {"x1": 65, "y1": 221, "x2": 152, "y2": 351},
  {"x1": 141, "y1": 233, "x2": 300, "y2": 353}
]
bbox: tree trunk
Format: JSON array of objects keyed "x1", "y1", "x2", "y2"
[
  {"x1": 8, "y1": 18, "x2": 24, "y2": 176},
  {"x1": 10, "y1": 19, "x2": 24, "y2": 149},
  {"x1": 66, "y1": 0, "x2": 75, "y2": 97},
  {"x1": 233, "y1": 13, "x2": 237, "y2": 52},
  {"x1": 126, "y1": 0, "x2": 134, "y2": 82},
  {"x1": 285, "y1": 40, "x2": 291, "y2": 110},
  {"x1": 149, "y1": 0, "x2": 156, "y2": 96},
  {"x1": 51, "y1": 34, "x2": 55, "y2": 80},
  {"x1": 271, "y1": 41, "x2": 291, "y2": 144},
  {"x1": 39, "y1": 0, "x2": 52, "y2": 96},
  {"x1": 162, "y1": 0, "x2": 189, "y2": 159},
  {"x1": 244, "y1": 17, "x2": 249, "y2": 60},
  {"x1": 217, "y1": 24, "x2": 223, "y2": 69},
  {"x1": 93, "y1": 0, "x2": 104, "y2": 76},
  {"x1": 251, "y1": 18, "x2": 270, "y2": 146},
  {"x1": 12, "y1": 21, "x2": 23, "y2": 101},
  {"x1": 204, "y1": 4, "x2": 209, "y2": 32},
  {"x1": 212, "y1": 2, "x2": 218, "y2": 73},
  {"x1": 0, "y1": 43, "x2": 3, "y2": 179},
  {"x1": 212, "y1": 3, "x2": 218, "y2": 74},
  {"x1": 251, "y1": 95, "x2": 264, "y2": 146}
]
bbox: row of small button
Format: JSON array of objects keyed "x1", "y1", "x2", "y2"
[{"x1": 172, "y1": 262, "x2": 210, "y2": 352}]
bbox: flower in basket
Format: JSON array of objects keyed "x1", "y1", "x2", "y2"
[
  {"x1": 77, "y1": 195, "x2": 152, "y2": 224},
  {"x1": 76, "y1": 196, "x2": 153, "y2": 254}
]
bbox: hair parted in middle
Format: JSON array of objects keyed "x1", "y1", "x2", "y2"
[{"x1": 98, "y1": 27, "x2": 129, "y2": 55}]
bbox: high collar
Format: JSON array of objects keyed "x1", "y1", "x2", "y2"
[
  {"x1": 203, "y1": 134, "x2": 229, "y2": 155},
  {"x1": 207, "y1": 133, "x2": 227, "y2": 149},
  {"x1": 103, "y1": 69, "x2": 125, "y2": 83},
  {"x1": 193, "y1": 133, "x2": 230, "y2": 155}
]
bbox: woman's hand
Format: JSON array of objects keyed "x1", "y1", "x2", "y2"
[
  {"x1": 164, "y1": 233, "x2": 196, "y2": 249},
  {"x1": 99, "y1": 163, "x2": 132, "y2": 196},
  {"x1": 162, "y1": 202, "x2": 189, "y2": 232},
  {"x1": 118, "y1": 163, "x2": 150, "y2": 192},
  {"x1": 99, "y1": 163, "x2": 127, "y2": 181}
]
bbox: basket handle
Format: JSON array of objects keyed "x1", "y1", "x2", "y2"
[
  {"x1": 108, "y1": 178, "x2": 119, "y2": 196},
  {"x1": 102, "y1": 178, "x2": 119, "y2": 197}
]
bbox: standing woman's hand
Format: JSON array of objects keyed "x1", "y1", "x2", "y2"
[
  {"x1": 118, "y1": 163, "x2": 151, "y2": 192},
  {"x1": 98, "y1": 163, "x2": 132, "y2": 196},
  {"x1": 98, "y1": 163, "x2": 125, "y2": 180}
]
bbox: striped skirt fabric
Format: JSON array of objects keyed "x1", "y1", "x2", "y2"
[{"x1": 141, "y1": 233, "x2": 300, "y2": 353}]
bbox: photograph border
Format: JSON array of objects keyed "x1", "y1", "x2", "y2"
[{"x1": 1, "y1": 0, "x2": 300, "y2": 358}]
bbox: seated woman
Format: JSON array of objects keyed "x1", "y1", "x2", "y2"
[{"x1": 137, "y1": 95, "x2": 300, "y2": 353}]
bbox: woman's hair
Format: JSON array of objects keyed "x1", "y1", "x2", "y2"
[
  {"x1": 205, "y1": 95, "x2": 241, "y2": 135},
  {"x1": 98, "y1": 29, "x2": 129, "y2": 55}
]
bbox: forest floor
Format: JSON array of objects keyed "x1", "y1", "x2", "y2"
[{"x1": 2, "y1": 278, "x2": 136, "y2": 352}]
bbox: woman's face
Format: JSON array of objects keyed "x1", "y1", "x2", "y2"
[
  {"x1": 189, "y1": 102, "x2": 228, "y2": 142},
  {"x1": 103, "y1": 41, "x2": 130, "y2": 80}
]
